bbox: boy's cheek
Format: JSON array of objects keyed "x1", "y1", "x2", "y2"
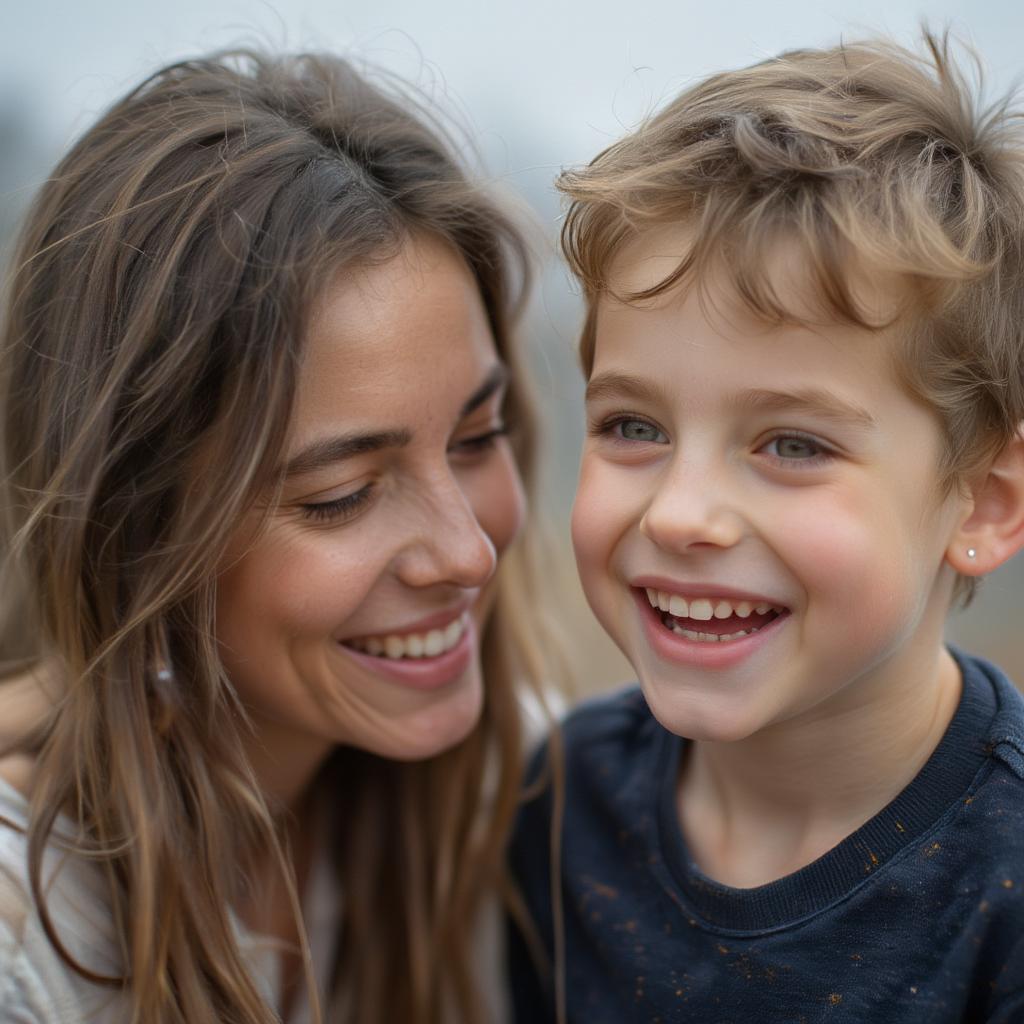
[
  {"x1": 781, "y1": 493, "x2": 928, "y2": 639},
  {"x1": 781, "y1": 497, "x2": 878, "y2": 579},
  {"x1": 571, "y1": 461, "x2": 634, "y2": 609},
  {"x1": 571, "y1": 483, "x2": 610, "y2": 580}
]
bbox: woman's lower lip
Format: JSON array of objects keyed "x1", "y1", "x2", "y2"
[
  {"x1": 338, "y1": 620, "x2": 476, "y2": 691},
  {"x1": 634, "y1": 589, "x2": 787, "y2": 669}
]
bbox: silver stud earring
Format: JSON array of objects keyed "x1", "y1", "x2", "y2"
[{"x1": 967, "y1": 548, "x2": 977, "y2": 559}]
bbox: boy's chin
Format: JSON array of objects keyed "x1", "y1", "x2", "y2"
[{"x1": 640, "y1": 679, "x2": 765, "y2": 745}]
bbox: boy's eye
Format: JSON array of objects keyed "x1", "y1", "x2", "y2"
[
  {"x1": 614, "y1": 419, "x2": 668, "y2": 444},
  {"x1": 761, "y1": 434, "x2": 829, "y2": 462}
]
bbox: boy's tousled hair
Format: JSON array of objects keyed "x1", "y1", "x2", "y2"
[{"x1": 560, "y1": 32, "x2": 1024, "y2": 531}]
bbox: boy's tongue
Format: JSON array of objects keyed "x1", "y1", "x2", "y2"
[{"x1": 663, "y1": 608, "x2": 776, "y2": 635}]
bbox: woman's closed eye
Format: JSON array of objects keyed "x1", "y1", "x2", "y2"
[
  {"x1": 300, "y1": 482, "x2": 374, "y2": 523},
  {"x1": 449, "y1": 423, "x2": 509, "y2": 460}
]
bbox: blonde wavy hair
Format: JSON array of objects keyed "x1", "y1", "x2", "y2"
[
  {"x1": 0, "y1": 51, "x2": 554, "y2": 1023},
  {"x1": 559, "y1": 32, "x2": 1024, "y2": 601}
]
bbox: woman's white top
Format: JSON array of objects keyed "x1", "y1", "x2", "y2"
[{"x1": 0, "y1": 775, "x2": 340, "y2": 1022}]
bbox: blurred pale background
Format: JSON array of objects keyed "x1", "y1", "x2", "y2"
[{"x1": 2, "y1": 0, "x2": 1022, "y2": 692}]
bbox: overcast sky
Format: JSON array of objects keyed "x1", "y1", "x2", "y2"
[{"x1": 5, "y1": 0, "x2": 1023, "y2": 216}]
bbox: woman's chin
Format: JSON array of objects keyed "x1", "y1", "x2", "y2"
[{"x1": 368, "y1": 670, "x2": 485, "y2": 762}]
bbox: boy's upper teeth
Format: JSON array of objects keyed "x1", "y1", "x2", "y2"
[
  {"x1": 347, "y1": 616, "x2": 466, "y2": 659},
  {"x1": 645, "y1": 588, "x2": 780, "y2": 620}
]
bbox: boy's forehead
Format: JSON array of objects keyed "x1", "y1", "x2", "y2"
[
  {"x1": 591, "y1": 249, "x2": 919, "y2": 430},
  {"x1": 606, "y1": 223, "x2": 696, "y2": 295},
  {"x1": 603, "y1": 222, "x2": 906, "y2": 328}
]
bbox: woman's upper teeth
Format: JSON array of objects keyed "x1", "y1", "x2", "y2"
[
  {"x1": 348, "y1": 616, "x2": 466, "y2": 659},
  {"x1": 644, "y1": 588, "x2": 782, "y2": 620}
]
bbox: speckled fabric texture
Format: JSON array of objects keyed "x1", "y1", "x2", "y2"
[{"x1": 509, "y1": 651, "x2": 1024, "y2": 1023}]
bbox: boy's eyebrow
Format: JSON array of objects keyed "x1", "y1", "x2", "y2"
[
  {"x1": 738, "y1": 388, "x2": 876, "y2": 430},
  {"x1": 584, "y1": 375, "x2": 876, "y2": 432},
  {"x1": 584, "y1": 372, "x2": 662, "y2": 405},
  {"x1": 283, "y1": 363, "x2": 509, "y2": 478}
]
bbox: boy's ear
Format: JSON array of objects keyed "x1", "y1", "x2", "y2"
[{"x1": 947, "y1": 427, "x2": 1024, "y2": 576}]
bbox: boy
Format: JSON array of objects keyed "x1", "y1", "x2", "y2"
[{"x1": 510, "y1": 35, "x2": 1024, "y2": 1023}]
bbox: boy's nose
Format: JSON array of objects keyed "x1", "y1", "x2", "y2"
[
  {"x1": 639, "y1": 460, "x2": 745, "y2": 554},
  {"x1": 392, "y1": 472, "x2": 497, "y2": 591}
]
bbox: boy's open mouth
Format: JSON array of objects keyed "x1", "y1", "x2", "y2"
[{"x1": 643, "y1": 587, "x2": 788, "y2": 642}]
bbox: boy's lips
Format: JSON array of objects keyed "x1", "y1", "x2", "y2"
[
  {"x1": 630, "y1": 583, "x2": 791, "y2": 669},
  {"x1": 641, "y1": 586, "x2": 786, "y2": 635},
  {"x1": 630, "y1": 576, "x2": 788, "y2": 609}
]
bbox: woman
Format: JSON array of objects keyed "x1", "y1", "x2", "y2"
[{"x1": 0, "y1": 50, "x2": 552, "y2": 1023}]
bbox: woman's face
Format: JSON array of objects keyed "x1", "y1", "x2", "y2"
[{"x1": 216, "y1": 236, "x2": 525, "y2": 788}]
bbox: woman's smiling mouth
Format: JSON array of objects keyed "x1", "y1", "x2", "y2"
[
  {"x1": 338, "y1": 611, "x2": 477, "y2": 691},
  {"x1": 346, "y1": 615, "x2": 467, "y2": 660}
]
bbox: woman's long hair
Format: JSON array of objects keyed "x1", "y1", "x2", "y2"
[{"x1": 0, "y1": 51, "x2": 552, "y2": 1023}]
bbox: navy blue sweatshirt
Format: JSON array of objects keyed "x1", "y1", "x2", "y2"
[{"x1": 509, "y1": 652, "x2": 1024, "y2": 1023}]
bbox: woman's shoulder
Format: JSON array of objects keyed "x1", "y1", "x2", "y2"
[
  {"x1": 0, "y1": 909, "x2": 126, "y2": 1022},
  {"x1": 0, "y1": 913, "x2": 66, "y2": 1022},
  {"x1": 0, "y1": 779, "x2": 126, "y2": 1022},
  {"x1": 0, "y1": 837, "x2": 106, "y2": 1021}
]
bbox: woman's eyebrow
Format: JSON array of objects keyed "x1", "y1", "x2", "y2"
[
  {"x1": 283, "y1": 429, "x2": 412, "y2": 477},
  {"x1": 281, "y1": 365, "x2": 508, "y2": 478},
  {"x1": 461, "y1": 363, "x2": 509, "y2": 417}
]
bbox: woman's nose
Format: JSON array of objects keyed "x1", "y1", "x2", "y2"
[{"x1": 392, "y1": 473, "x2": 497, "y2": 590}]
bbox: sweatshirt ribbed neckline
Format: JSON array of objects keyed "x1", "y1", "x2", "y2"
[{"x1": 656, "y1": 649, "x2": 1000, "y2": 934}]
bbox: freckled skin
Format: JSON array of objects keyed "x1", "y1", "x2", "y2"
[{"x1": 215, "y1": 237, "x2": 524, "y2": 798}]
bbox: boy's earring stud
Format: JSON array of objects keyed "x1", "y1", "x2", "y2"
[{"x1": 967, "y1": 548, "x2": 977, "y2": 559}]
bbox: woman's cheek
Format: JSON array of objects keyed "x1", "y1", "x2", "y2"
[
  {"x1": 479, "y1": 445, "x2": 526, "y2": 558},
  {"x1": 468, "y1": 448, "x2": 525, "y2": 630}
]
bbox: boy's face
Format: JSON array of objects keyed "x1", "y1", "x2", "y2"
[{"x1": 573, "y1": 235, "x2": 969, "y2": 742}]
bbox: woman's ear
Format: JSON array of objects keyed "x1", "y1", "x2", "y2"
[{"x1": 947, "y1": 427, "x2": 1024, "y2": 577}]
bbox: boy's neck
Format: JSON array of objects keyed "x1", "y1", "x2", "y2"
[{"x1": 676, "y1": 643, "x2": 963, "y2": 889}]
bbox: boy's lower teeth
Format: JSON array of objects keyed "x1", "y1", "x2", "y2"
[
  {"x1": 669, "y1": 623, "x2": 757, "y2": 642},
  {"x1": 661, "y1": 610, "x2": 776, "y2": 643}
]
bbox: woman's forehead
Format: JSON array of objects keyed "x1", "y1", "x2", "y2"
[{"x1": 289, "y1": 237, "x2": 500, "y2": 448}]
